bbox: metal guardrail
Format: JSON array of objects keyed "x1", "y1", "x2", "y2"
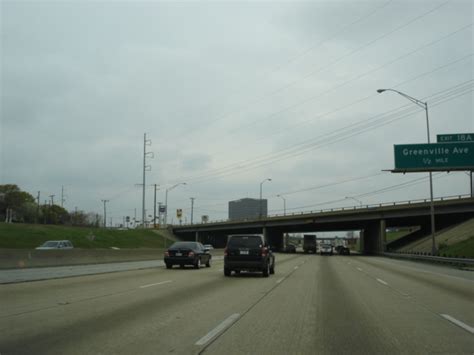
[{"x1": 384, "y1": 252, "x2": 474, "y2": 266}]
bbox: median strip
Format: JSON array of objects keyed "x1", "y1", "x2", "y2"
[
  {"x1": 440, "y1": 314, "x2": 474, "y2": 334},
  {"x1": 139, "y1": 280, "x2": 172, "y2": 289},
  {"x1": 196, "y1": 313, "x2": 240, "y2": 346}
]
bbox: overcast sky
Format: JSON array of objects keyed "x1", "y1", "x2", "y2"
[{"x1": 1, "y1": 0, "x2": 473, "y2": 226}]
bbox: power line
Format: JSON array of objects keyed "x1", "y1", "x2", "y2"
[
  {"x1": 226, "y1": 24, "x2": 473, "y2": 137},
  {"x1": 165, "y1": 80, "x2": 473, "y2": 185},
  {"x1": 165, "y1": 0, "x2": 395, "y2": 142},
  {"x1": 166, "y1": 56, "x2": 472, "y2": 185},
  {"x1": 169, "y1": 1, "x2": 451, "y2": 143}
]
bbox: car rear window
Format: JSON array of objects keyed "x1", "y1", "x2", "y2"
[
  {"x1": 169, "y1": 242, "x2": 197, "y2": 249},
  {"x1": 227, "y1": 236, "x2": 263, "y2": 248}
]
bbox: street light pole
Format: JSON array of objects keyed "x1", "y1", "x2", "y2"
[
  {"x1": 190, "y1": 197, "x2": 195, "y2": 225},
  {"x1": 377, "y1": 88, "x2": 436, "y2": 255},
  {"x1": 101, "y1": 199, "x2": 109, "y2": 228},
  {"x1": 259, "y1": 178, "x2": 272, "y2": 219},
  {"x1": 277, "y1": 194, "x2": 286, "y2": 215},
  {"x1": 152, "y1": 184, "x2": 160, "y2": 228},
  {"x1": 164, "y1": 182, "x2": 186, "y2": 226}
]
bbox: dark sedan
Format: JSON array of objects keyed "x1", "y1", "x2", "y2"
[{"x1": 164, "y1": 241, "x2": 211, "y2": 269}]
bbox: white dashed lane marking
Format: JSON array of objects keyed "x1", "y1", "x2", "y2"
[
  {"x1": 196, "y1": 313, "x2": 240, "y2": 346},
  {"x1": 139, "y1": 280, "x2": 172, "y2": 289},
  {"x1": 440, "y1": 314, "x2": 474, "y2": 334}
]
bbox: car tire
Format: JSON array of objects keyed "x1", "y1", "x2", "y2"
[
  {"x1": 180, "y1": 264, "x2": 185, "y2": 269},
  {"x1": 262, "y1": 263, "x2": 270, "y2": 277},
  {"x1": 206, "y1": 258, "x2": 211, "y2": 267},
  {"x1": 194, "y1": 257, "x2": 201, "y2": 269},
  {"x1": 224, "y1": 268, "x2": 231, "y2": 276},
  {"x1": 270, "y1": 262, "x2": 275, "y2": 275},
  {"x1": 165, "y1": 263, "x2": 172, "y2": 269}
]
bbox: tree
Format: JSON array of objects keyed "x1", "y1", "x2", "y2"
[
  {"x1": 0, "y1": 185, "x2": 36, "y2": 222},
  {"x1": 41, "y1": 204, "x2": 70, "y2": 225}
]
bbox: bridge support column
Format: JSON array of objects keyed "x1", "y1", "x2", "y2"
[
  {"x1": 195, "y1": 231, "x2": 199, "y2": 242},
  {"x1": 361, "y1": 220, "x2": 386, "y2": 255},
  {"x1": 263, "y1": 227, "x2": 283, "y2": 250}
]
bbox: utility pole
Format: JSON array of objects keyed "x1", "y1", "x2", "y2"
[
  {"x1": 49, "y1": 194, "x2": 55, "y2": 206},
  {"x1": 470, "y1": 171, "x2": 473, "y2": 198},
  {"x1": 36, "y1": 191, "x2": 41, "y2": 223},
  {"x1": 142, "y1": 133, "x2": 154, "y2": 228},
  {"x1": 190, "y1": 197, "x2": 195, "y2": 225},
  {"x1": 101, "y1": 199, "x2": 109, "y2": 228},
  {"x1": 61, "y1": 185, "x2": 65, "y2": 208}
]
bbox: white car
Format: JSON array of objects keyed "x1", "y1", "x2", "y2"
[
  {"x1": 36, "y1": 240, "x2": 74, "y2": 250},
  {"x1": 320, "y1": 244, "x2": 333, "y2": 255}
]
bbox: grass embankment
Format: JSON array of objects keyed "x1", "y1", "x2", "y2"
[
  {"x1": 386, "y1": 228, "x2": 416, "y2": 242},
  {"x1": 439, "y1": 237, "x2": 474, "y2": 259},
  {"x1": 0, "y1": 223, "x2": 168, "y2": 249}
]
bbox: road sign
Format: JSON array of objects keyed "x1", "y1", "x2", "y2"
[
  {"x1": 437, "y1": 133, "x2": 473, "y2": 143},
  {"x1": 176, "y1": 209, "x2": 182, "y2": 218},
  {"x1": 393, "y1": 142, "x2": 474, "y2": 172}
]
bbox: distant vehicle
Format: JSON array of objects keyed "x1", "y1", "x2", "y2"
[
  {"x1": 303, "y1": 234, "x2": 317, "y2": 253},
  {"x1": 164, "y1": 241, "x2": 211, "y2": 269},
  {"x1": 282, "y1": 244, "x2": 296, "y2": 253},
  {"x1": 35, "y1": 240, "x2": 74, "y2": 250},
  {"x1": 203, "y1": 244, "x2": 214, "y2": 250},
  {"x1": 320, "y1": 243, "x2": 333, "y2": 255},
  {"x1": 224, "y1": 234, "x2": 275, "y2": 277},
  {"x1": 338, "y1": 246, "x2": 350, "y2": 255}
]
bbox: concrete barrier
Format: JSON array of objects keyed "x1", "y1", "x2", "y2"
[{"x1": 0, "y1": 248, "x2": 164, "y2": 269}]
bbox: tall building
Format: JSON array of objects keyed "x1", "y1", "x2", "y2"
[{"x1": 229, "y1": 198, "x2": 267, "y2": 220}]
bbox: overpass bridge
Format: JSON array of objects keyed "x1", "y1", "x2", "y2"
[{"x1": 171, "y1": 195, "x2": 474, "y2": 254}]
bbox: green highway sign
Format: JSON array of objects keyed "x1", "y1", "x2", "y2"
[
  {"x1": 394, "y1": 142, "x2": 474, "y2": 172},
  {"x1": 437, "y1": 133, "x2": 473, "y2": 143}
]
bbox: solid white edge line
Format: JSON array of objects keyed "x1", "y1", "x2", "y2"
[
  {"x1": 196, "y1": 313, "x2": 240, "y2": 346},
  {"x1": 440, "y1": 314, "x2": 474, "y2": 334},
  {"x1": 376, "y1": 278, "x2": 388, "y2": 286},
  {"x1": 140, "y1": 280, "x2": 172, "y2": 289}
]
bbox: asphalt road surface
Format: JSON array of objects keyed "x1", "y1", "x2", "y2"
[{"x1": 1, "y1": 254, "x2": 473, "y2": 354}]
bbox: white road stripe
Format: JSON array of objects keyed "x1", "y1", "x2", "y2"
[
  {"x1": 440, "y1": 314, "x2": 474, "y2": 334},
  {"x1": 139, "y1": 280, "x2": 172, "y2": 289},
  {"x1": 196, "y1": 313, "x2": 240, "y2": 346},
  {"x1": 294, "y1": 266, "x2": 299, "y2": 270},
  {"x1": 276, "y1": 277, "x2": 285, "y2": 284},
  {"x1": 357, "y1": 267, "x2": 363, "y2": 272},
  {"x1": 376, "y1": 278, "x2": 388, "y2": 286}
]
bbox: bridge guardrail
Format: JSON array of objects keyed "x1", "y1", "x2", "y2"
[
  {"x1": 384, "y1": 252, "x2": 474, "y2": 266},
  {"x1": 175, "y1": 194, "x2": 472, "y2": 227}
]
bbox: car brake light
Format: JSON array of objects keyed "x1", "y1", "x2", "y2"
[
  {"x1": 261, "y1": 247, "x2": 267, "y2": 256},
  {"x1": 188, "y1": 251, "x2": 195, "y2": 257},
  {"x1": 224, "y1": 248, "x2": 228, "y2": 256},
  {"x1": 164, "y1": 251, "x2": 169, "y2": 257}
]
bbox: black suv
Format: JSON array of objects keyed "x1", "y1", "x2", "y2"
[{"x1": 224, "y1": 235, "x2": 275, "y2": 277}]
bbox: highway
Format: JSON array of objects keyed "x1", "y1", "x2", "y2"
[{"x1": 1, "y1": 253, "x2": 473, "y2": 354}]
